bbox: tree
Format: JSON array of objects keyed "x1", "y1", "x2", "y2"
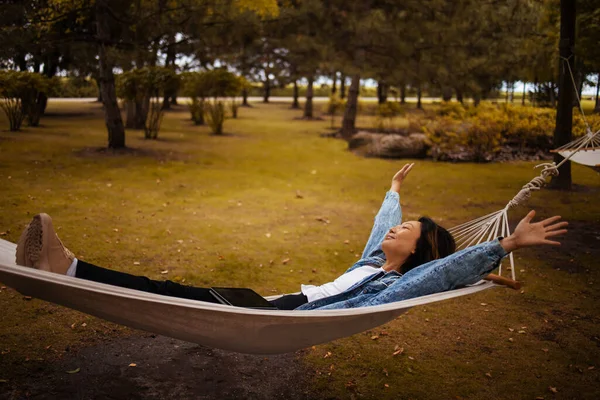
[{"x1": 550, "y1": 0, "x2": 575, "y2": 190}]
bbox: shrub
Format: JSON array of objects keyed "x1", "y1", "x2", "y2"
[
  {"x1": 117, "y1": 67, "x2": 178, "y2": 137},
  {"x1": 230, "y1": 100, "x2": 239, "y2": 118},
  {"x1": 326, "y1": 94, "x2": 345, "y2": 128},
  {"x1": 188, "y1": 97, "x2": 205, "y2": 125},
  {"x1": 205, "y1": 100, "x2": 226, "y2": 135},
  {"x1": 182, "y1": 69, "x2": 243, "y2": 129},
  {"x1": 374, "y1": 102, "x2": 404, "y2": 132},
  {"x1": 0, "y1": 71, "x2": 52, "y2": 131},
  {"x1": 437, "y1": 102, "x2": 468, "y2": 119}
]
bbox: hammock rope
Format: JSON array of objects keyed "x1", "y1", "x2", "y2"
[{"x1": 449, "y1": 57, "x2": 598, "y2": 281}]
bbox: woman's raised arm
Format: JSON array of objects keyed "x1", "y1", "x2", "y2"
[{"x1": 360, "y1": 163, "x2": 415, "y2": 258}]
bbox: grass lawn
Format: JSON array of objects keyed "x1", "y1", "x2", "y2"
[{"x1": 0, "y1": 100, "x2": 599, "y2": 399}]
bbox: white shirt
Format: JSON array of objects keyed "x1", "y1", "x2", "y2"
[{"x1": 301, "y1": 265, "x2": 384, "y2": 302}]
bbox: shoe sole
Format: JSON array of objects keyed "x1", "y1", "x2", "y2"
[{"x1": 24, "y1": 214, "x2": 52, "y2": 271}]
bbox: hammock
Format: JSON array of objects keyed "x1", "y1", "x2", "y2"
[
  {"x1": 0, "y1": 58, "x2": 592, "y2": 354},
  {"x1": 552, "y1": 128, "x2": 600, "y2": 172},
  {"x1": 0, "y1": 238, "x2": 497, "y2": 354},
  {"x1": 549, "y1": 58, "x2": 600, "y2": 172}
]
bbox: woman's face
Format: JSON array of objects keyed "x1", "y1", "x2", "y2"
[{"x1": 381, "y1": 221, "x2": 422, "y2": 261}]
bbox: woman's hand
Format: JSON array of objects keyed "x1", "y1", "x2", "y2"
[
  {"x1": 500, "y1": 210, "x2": 568, "y2": 253},
  {"x1": 390, "y1": 163, "x2": 415, "y2": 193}
]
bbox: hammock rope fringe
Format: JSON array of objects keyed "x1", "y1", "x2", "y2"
[
  {"x1": 450, "y1": 57, "x2": 599, "y2": 281},
  {"x1": 0, "y1": 57, "x2": 596, "y2": 354}
]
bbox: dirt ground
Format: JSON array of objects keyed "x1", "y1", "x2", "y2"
[{"x1": 0, "y1": 335, "x2": 320, "y2": 400}]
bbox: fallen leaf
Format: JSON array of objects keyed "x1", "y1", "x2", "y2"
[
  {"x1": 106, "y1": 183, "x2": 112, "y2": 187},
  {"x1": 22, "y1": 296, "x2": 32, "y2": 301},
  {"x1": 508, "y1": 328, "x2": 514, "y2": 332},
  {"x1": 408, "y1": 356, "x2": 414, "y2": 360},
  {"x1": 384, "y1": 383, "x2": 389, "y2": 388},
  {"x1": 485, "y1": 372, "x2": 492, "y2": 378},
  {"x1": 588, "y1": 366, "x2": 595, "y2": 370},
  {"x1": 129, "y1": 363, "x2": 137, "y2": 367},
  {"x1": 344, "y1": 240, "x2": 349, "y2": 244},
  {"x1": 480, "y1": 303, "x2": 487, "y2": 306},
  {"x1": 518, "y1": 330, "x2": 526, "y2": 334},
  {"x1": 393, "y1": 347, "x2": 404, "y2": 356},
  {"x1": 113, "y1": 228, "x2": 119, "y2": 232},
  {"x1": 66, "y1": 368, "x2": 80, "y2": 374},
  {"x1": 370, "y1": 335, "x2": 379, "y2": 340},
  {"x1": 160, "y1": 270, "x2": 169, "y2": 274},
  {"x1": 542, "y1": 348, "x2": 549, "y2": 352},
  {"x1": 133, "y1": 261, "x2": 140, "y2": 265},
  {"x1": 70, "y1": 323, "x2": 77, "y2": 329},
  {"x1": 548, "y1": 387, "x2": 558, "y2": 394},
  {"x1": 0, "y1": 379, "x2": 8, "y2": 383},
  {"x1": 0, "y1": 232, "x2": 7, "y2": 236},
  {"x1": 81, "y1": 323, "x2": 87, "y2": 327},
  {"x1": 282, "y1": 258, "x2": 290, "y2": 265},
  {"x1": 323, "y1": 351, "x2": 332, "y2": 359},
  {"x1": 295, "y1": 190, "x2": 304, "y2": 199},
  {"x1": 508, "y1": 338, "x2": 514, "y2": 342},
  {"x1": 380, "y1": 331, "x2": 389, "y2": 336},
  {"x1": 265, "y1": 233, "x2": 271, "y2": 238},
  {"x1": 383, "y1": 368, "x2": 388, "y2": 376}
]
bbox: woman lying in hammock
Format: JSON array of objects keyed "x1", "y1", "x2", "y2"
[{"x1": 15, "y1": 164, "x2": 568, "y2": 311}]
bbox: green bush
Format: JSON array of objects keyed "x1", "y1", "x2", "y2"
[
  {"x1": 230, "y1": 100, "x2": 239, "y2": 118},
  {"x1": 182, "y1": 69, "x2": 243, "y2": 128},
  {"x1": 117, "y1": 67, "x2": 178, "y2": 138},
  {"x1": 374, "y1": 102, "x2": 404, "y2": 132},
  {"x1": 188, "y1": 97, "x2": 205, "y2": 125},
  {"x1": 0, "y1": 71, "x2": 52, "y2": 130},
  {"x1": 205, "y1": 100, "x2": 226, "y2": 135}
]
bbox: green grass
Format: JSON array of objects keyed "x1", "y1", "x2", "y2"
[{"x1": 0, "y1": 100, "x2": 599, "y2": 399}]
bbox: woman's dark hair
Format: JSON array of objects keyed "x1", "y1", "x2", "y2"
[{"x1": 400, "y1": 217, "x2": 456, "y2": 274}]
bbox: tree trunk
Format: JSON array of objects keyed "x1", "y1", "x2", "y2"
[
  {"x1": 505, "y1": 82, "x2": 510, "y2": 103},
  {"x1": 377, "y1": 81, "x2": 388, "y2": 104},
  {"x1": 550, "y1": 0, "x2": 575, "y2": 190},
  {"x1": 340, "y1": 75, "x2": 346, "y2": 99},
  {"x1": 96, "y1": 0, "x2": 126, "y2": 149},
  {"x1": 304, "y1": 76, "x2": 314, "y2": 118},
  {"x1": 456, "y1": 88, "x2": 464, "y2": 104},
  {"x1": 442, "y1": 87, "x2": 453, "y2": 102},
  {"x1": 400, "y1": 84, "x2": 406, "y2": 104},
  {"x1": 241, "y1": 87, "x2": 250, "y2": 107},
  {"x1": 416, "y1": 85, "x2": 422, "y2": 109},
  {"x1": 125, "y1": 100, "x2": 135, "y2": 128},
  {"x1": 594, "y1": 73, "x2": 600, "y2": 113},
  {"x1": 263, "y1": 79, "x2": 270, "y2": 103},
  {"x1": 340, "y1": 74, "x2": 360, "y2": 140},
  {"x1": 510, "y1": 82, "x2": 515, "y2": 103},
  {"x1": 522, "y1": 82, "x2": 527, "y2": 105},
  {"x1": 331, "y1": 72, "x2": 337, "y2": 95},
  {"x1": 291, "y1": 80, "x2": 300, "y2": 109},
  {"x1": 473, "y1": 92, "x2": 481, "y2": 107}
]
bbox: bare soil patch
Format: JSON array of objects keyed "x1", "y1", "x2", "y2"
[{"x1": 0, "y1": 335, "x2": 319, "y2": 400}]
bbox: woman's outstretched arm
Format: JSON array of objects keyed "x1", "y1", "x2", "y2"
[
  {"x1": 360, "y1": 163, "x2": 414, "y2": 259},
  {"x1": 359, "y1": 210, "x2": 568, "y2": 306}
]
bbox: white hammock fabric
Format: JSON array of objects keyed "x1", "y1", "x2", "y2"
[
  {"x1": 0, "y1": 238, "x2": 496, "y2": 354},
  {"x1": 555, "y1": 128, "x2": 600, "y2": 172}
]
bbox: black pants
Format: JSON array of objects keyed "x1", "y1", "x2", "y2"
[{"x1": 75, "y1": 260, "x2": 308, "y2": 310}]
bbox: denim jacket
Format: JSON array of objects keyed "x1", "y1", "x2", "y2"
[{"x1": 295, "y1": 191, "x2": 508, "y2": 310}]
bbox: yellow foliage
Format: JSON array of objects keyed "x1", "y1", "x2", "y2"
[{"x1": 234, "y1": 0, "x2": 279, "y2": 18}]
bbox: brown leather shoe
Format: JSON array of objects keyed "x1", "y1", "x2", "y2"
[{"x1": 15, "y1": 213, "x2": 74, "y2": 275}]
